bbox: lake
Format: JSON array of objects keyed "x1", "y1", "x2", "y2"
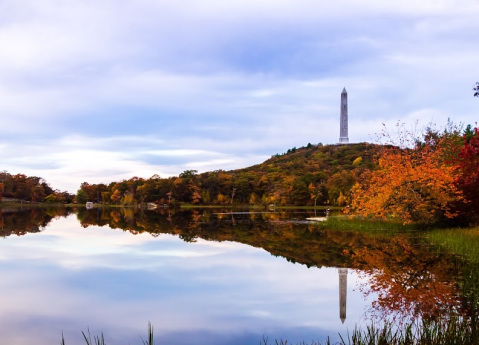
[{"x1": 0, "y1": 207, "x2": 476, "y2": 344}]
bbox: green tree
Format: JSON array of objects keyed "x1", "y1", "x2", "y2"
[
  {"x1": 44, "y1": 194, "x2": 57, "y2": 203},
  {"x1": 101, "y1": 191, "x2": 111, "y2": 204},
  {"x1": 290, "y1": 179, "x2": 310, "y2": 205},
  {"x1": 76, "y1": 189, "x2": 88, "y2": 204}
]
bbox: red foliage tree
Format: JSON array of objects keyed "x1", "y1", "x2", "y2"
[{"x1": 454, "y1": 127, "x2": 479, "y2": 223}]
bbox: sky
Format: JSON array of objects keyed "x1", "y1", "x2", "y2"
[{"x1": 1, "y1": 0, "x2": 478, "y2": 193}]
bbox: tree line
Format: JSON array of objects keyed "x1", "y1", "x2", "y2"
[
  {"x1": 75, "y1": 142, "x2": 378, "y2": 207},
  {"x1": 0, "y1": 171, "x2": 74, "y2": 204}
]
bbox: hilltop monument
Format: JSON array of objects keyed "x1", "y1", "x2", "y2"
[
  {"x1": 339, "y1": 268, "x2": 348, "y2": 324},
  {"x1": 339, "y1": 88, "x2": 349, "y2": 143}
]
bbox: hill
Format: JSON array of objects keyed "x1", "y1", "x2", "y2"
[{"x1": 78, "y1": 142, "x2": 380, "y2": 207}]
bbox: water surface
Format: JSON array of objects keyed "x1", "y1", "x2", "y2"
[{"x1": 0, "y1": 207, "x2": 475, "y2": 344}]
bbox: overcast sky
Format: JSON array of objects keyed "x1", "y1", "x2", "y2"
[{"x1": 1, "y1": 0, "x2": 478, "y2": 192}]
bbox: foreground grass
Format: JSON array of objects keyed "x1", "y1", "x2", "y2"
[
  {"x1": 427, "y1": 226, "x2": 479, "y2": 264},
  {"x1": 61, "y1": 317, "x2": 479, "y2": 345}
]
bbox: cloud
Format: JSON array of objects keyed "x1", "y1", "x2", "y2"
[{"x1": 0, "y1": 0, "x2": 478, "y2": 191}]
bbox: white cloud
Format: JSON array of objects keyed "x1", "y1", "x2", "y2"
[{"x1": 0, "y1": 0, "x2": 478, "y2": 191}]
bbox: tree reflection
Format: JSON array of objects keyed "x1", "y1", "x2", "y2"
[
  {"x1": 0, "y1": 207, "x2": 74, "y2": 237},
  {"x1": 347, "y1": 235, "x2": 458, "y2": 322},
  {"x1": 76, "y1": 208, "x2": 472, "y2": 322}
]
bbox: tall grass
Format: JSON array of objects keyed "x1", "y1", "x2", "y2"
[
  {"x1": 61, "y1": 323, "x2": 155, "y2": 345},
  {"x1": 315, "y1": 215, "x2": 419, "y2": 233},
  {"x1": 61, "y1": 317, "x2": 479, "y2": 345},
  {"x1": 261, "y1": 318, "x2": 479, "y2": 345},
  {"x1": 427, "y1": 226, "x2": 479, "y2": 264}
]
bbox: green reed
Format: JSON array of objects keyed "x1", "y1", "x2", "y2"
[
  {"x1": 427, "y1": 226, "x2": 479, "y2": 264},
  {"x1": 61, "y1": 323, "x2": 155, "y2": 345},
  {"x1": 315, "y1": 215, "x2": 419, "y2": 233},
  {"x1": 61, "y1": 317, "x2": 479, "y2": 345},
  {"x1": 261, "y1": 317, "x2": 479, "y2": 345}
]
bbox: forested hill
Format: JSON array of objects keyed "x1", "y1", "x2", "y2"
[
  {"x1": 77, "y1": 142, "x2": 380, "y2": 207},
  {"x1": 236, "y1": 142, "x2": 376, "y2": 182},
  {"x1": 207, "y1": 142, "x2": 379, "y2": 205},
  {"x1": 0, "y1": 171, "x2": 74, "y2": 204}
]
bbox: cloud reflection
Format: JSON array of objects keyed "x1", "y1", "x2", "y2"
[{"x1": 0, "y1": 214, "x2": 370, "y2": 344}]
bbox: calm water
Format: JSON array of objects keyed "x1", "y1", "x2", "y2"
[{"x1": 0, "y1": 207, "x2": 475, "y2": 344}]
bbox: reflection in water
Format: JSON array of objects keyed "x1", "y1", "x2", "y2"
[
  {"x1": 0, "y1": 207, "x2": 74, "y2": 237},
  {"x1": 339, "y1": 268, "x2": 348, "y2": 324},
  {"x1": 1, "y1": 207, "x2": 367, "y2": 345},
  {"x1": 0, "y1": 207, "x2": 478, "y2": 343}
]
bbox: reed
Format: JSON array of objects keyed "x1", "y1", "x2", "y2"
[
  {"x1": 61, "y1": 316, "x2": 479, "y2": 345},
  {"x1": 427, "y1": 226, "x2": 479, "y2": 264},
  {"x1": 61, "y1": 323, "x2": 155, "y2": 345},
  {"x1": 262, "y1": 317, "x2": 479, "y2": 345},
  {"x1": 81, "y1": 329, "x2": 106, "y2": 345},
  {"x1": 315, "y1": 215, "x2": 419, "y2": 233}
]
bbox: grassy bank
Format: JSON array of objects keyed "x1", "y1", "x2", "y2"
[
  {"x1": 427, "y1": 226, "x2": 479, "y2": 264},
  {"x1": 313, "y1": 215, "x2": 420, "y2": 232}
]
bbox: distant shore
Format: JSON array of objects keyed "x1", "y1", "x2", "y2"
[{"x1": 0, "y1": 201, "x2": 339, "y2": 210}]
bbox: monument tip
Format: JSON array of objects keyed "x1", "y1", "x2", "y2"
[{"x1": 342, "y1": 87, "x2": 347, "y2": 94}]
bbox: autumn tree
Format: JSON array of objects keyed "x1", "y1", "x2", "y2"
[
  {"x1": 0, "y1": 171, "x2": 63, "y2": 202},
  {"x1": 12, "y1": 174, "x2": 32, "y2": 200},
  {"x1": 110, "y1": 189, "x2": 122, "y2": 204},
  {"x1": 122, "y1": 191, "x2": 134, "y2": 205},
  {"x1": 326, "y1": 171, "x2": 356, "y2": 206},
  {"x1": 453, "y1": 126, "x2": 479, "y2": 224},
  {"x1": 352, "y1": 124, "x2": 463, "y2": 224}
]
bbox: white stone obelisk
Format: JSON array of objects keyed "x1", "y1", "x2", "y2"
[
  {"x1": 339, "y1": 268, "x2": 348, "y2": 324},
  {"x1": 339, "y1": 88, "x2": 349, "y2": 143}
]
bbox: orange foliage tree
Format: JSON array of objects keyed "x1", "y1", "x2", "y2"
[
  {"x1": 352, "y1": 124, "x2": 463, "y2": 224},
  {"x1": 110, "y1": 189, "x2": 122, "y2": 204}
]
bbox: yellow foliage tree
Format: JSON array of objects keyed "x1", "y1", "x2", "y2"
[
  {"x1": 249, "y1": 193, "x2": 258, "y2": 205},
  {"x1": 352, "y1": 157, "x2": 362, "y2": 166},
  {"x1": 337, "y1": 191, "x2": 347, "y2": 207},
  {"x1": 216, "y1": 193, "x2": 227, "y2": 205},
  {"x1": 122, "y1": 192, "x2": 134, "y2": 205}
]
